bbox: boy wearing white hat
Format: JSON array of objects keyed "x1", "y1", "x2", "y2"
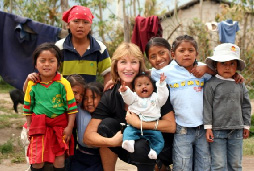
[{"x1": 203, "y1": 43, "x2": 251, "y2": 170}]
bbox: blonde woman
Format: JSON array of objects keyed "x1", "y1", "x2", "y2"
[{"x1": 84, "y1": 42, "x2": 176, "y2": 171}]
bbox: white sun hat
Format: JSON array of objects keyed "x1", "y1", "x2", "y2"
[{"x1": 205, "y1": 43, "x2": 245, "y2": 71}]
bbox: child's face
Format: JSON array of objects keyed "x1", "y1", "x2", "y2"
[
  {"x1": 216, "y1": 60, "x2": 237, "y2": 78},
  {"x1": 134, "y1": 76, "x2": 154, "y2": 98},
  {"x1": 67, "y1": 19, "x2": 91, "y2": 39},
  {"x1": 117, "y1": 56, "x2": 140, "y2": 86},
  {"x1": 83, "y1": 89, "x2": 101, "y2": 113},
  {"x1": 35, "y1": 50, "x2": 58, "y2": 82},
  {"x1": 72, "y1": 85, "x2": 84, "y2": 105},
  {"x1": 148, "y1": 46, "x2": 171, "y2": 70},
  {"x1": 172, "y1": 41, "x2": 198, "y2": 72}
]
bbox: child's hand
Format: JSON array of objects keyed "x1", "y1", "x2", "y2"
[
  {"x1": 191, "y1": 65, "x2": 207, "y2": 78},
  {"x1": 63, "y1": 126, "x2": 73, "y2": 143},
  {"x1": 160, "y1": 73, "x2": 166, "y2": 83},
  {"x1": 103, "y1": 79, "x2": 115, "y2": 92},
  {"x1": 119, "y1": 82, "x2": 127, "y2": 92},
  {"x1": 232, "y1": 72, "x2": 245, "y2": 83},
  {"x1": 206, "y1": 129, "x2": 214, "y2": 142},
  {"x1": 243, "y1": 129, "x2": 249, "y2": 139},
  {"x1": 27, "y1": 73, "x2": 40, "y2": 82}
]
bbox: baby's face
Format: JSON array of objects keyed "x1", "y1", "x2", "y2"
[
  {"x1": 134, "y1": 76, "x2": 154, "y2": 98},
  {"x1": 216, "y1": 60, "x2": 237, "y2": 78},
  {"x1": 148, "y1": 46, "x2": 171, "y2": 70}
]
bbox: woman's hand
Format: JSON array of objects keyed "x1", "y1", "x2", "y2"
[
  {"x1": 125, "y1": 111, "x2": 140, "y2": 128},
  {"x1": 110, "y1": 131, "x2": 123, "y2": 147},
  {"x1": 63, "y1": 126, "x2": 73, "y2": 143},
  {"x1": 103, "y1": 79, "x2": 115, "y2": 92}
]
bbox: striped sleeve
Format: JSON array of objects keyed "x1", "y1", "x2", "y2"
[
  {"x1": 23, "y1": 81, "x2": 35, "y2": 115},
  {"x1": 61, "y1": 77, "x2": 78, "y2": 115},
  {"x1": 97, "y1": 40, "x2": 111, "y2": 75}
]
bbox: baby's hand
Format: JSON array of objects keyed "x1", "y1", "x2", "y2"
[
  {"x1": 160, "y1": 73, "x2": 166, "y2": 83},
  {"x1": 119, "y1": 82, "x2": 127, "y2": 92}
]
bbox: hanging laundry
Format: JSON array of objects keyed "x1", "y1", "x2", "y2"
[
  {"x1": 131, "y1": 15, "x2": 162, "y2": 53},
  {"x1": 217, "y1": 19, "x2": 240, "y2": 43},
  {"x1": 0, "y1": 11, "x2": 61, "y2": 90},
  {"x1": 205, "y1": 22, "x2": 218, "y2": 32}
]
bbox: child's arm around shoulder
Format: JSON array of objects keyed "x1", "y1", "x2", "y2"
[
  {"x1": 23, "y1": 72, "x2": 40, "y2": 92},
  {"x1": 191, "y1": 64, "x2": 215, "y2": 78}
]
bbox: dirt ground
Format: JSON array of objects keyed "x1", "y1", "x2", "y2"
[{"x1": 0, "y1": 93, "x2": 253, "y2": 171}]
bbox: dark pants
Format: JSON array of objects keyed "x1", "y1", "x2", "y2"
[
  {"x1": 70, "y1": 145, "x2": 103, "y2": 171},
  {"x1": 97, "y1": 118, "x2": 174, "y2": 171}
]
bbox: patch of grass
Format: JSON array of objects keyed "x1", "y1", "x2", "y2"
[
  {"x1": 0, "y1": 138, "x2": 26, "y2": 164},
  {"x1": 0, "y1": 140, "x2": 13, "y2": 154},
  {"x1": 243, "y1": 137, "x2": 254, "y2": 156},
  {"x1": 0, "y1": 112, "x2": 24, "y2": 129}
]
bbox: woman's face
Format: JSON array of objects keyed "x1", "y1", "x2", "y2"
[
  {"x1": 116, "y1": 56, "x2": 140, "y2": 86},
  {"x1": 68, "y1": 19, "x2": 91, "y2": 39},
  {"x1": 83, "y1": 89, "x2": 101, "y2": 113},
  {"x1": 148, "y1": 46, "x2": 171, "y2": 70}
]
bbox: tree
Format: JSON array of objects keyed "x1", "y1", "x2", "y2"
[{"x1": 3, "y1": 0, "x2": 62, "y2": 27}]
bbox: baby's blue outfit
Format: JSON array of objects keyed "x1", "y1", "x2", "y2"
[{"x1": 151, "y1": 60, "x2": 212, "y2": 171}]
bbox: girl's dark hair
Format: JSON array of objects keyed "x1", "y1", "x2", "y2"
[
  {"x1": 145, "y1": 37, "x2": 171, "y2": 58},
  {"x1": 172, "y1": 35, "x2": 198, "y2": 53},
  {"x1": 32, "y1": 42, "x2": 62, "y2": 68},
  {"x1": 132, "y1": 71, "x2": 155, "y2": 90},
  {"x1": 85, "y1": 82, "x2": 104, "y2": 99},
  {"x1": 66, "y1": 74, "x2": 86, "y2": 88}
]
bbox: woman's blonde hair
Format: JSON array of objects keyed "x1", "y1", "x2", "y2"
[{"x1": 111, "y1": 42, "x2": 147, "y2": 83}]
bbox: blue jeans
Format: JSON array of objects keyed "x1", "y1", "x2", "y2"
[
  {"x1": 210, "y1": 129, "x2": 243, "y2": 171},
  {"x1": 123, "y1": 125, "x2": 165, "y2": 154},
  {"x1": 173, "y1": 124, "x2": 211, "y2": 171}
]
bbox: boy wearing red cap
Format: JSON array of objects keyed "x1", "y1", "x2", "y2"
[{"x1": 56, "y1": 5, "x2": 111, "y2": 86}]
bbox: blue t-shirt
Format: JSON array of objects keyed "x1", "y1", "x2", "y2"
[{"x1": 151, "y1": 60, "x2": 211, "y2": 127}]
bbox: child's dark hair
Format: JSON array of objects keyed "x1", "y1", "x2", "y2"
[
  {"x1": 85, "y1": 82, "x2": 104, "y2": 99},
  {"x1": 132, "y1": 71, "x2": 155, "y2": 90},
  {"x1": 66, "y1": 74, "x2": 86, "y2": 88},
  {"x1": 172, "y1": 35, "x2": 198, "y2": 53},
  {"x1": 145, "y1": 37, "x2": 171, "y2": 58},
  {"x1": 32, "y1": 42, "x2": 62, "y2": 68}
]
